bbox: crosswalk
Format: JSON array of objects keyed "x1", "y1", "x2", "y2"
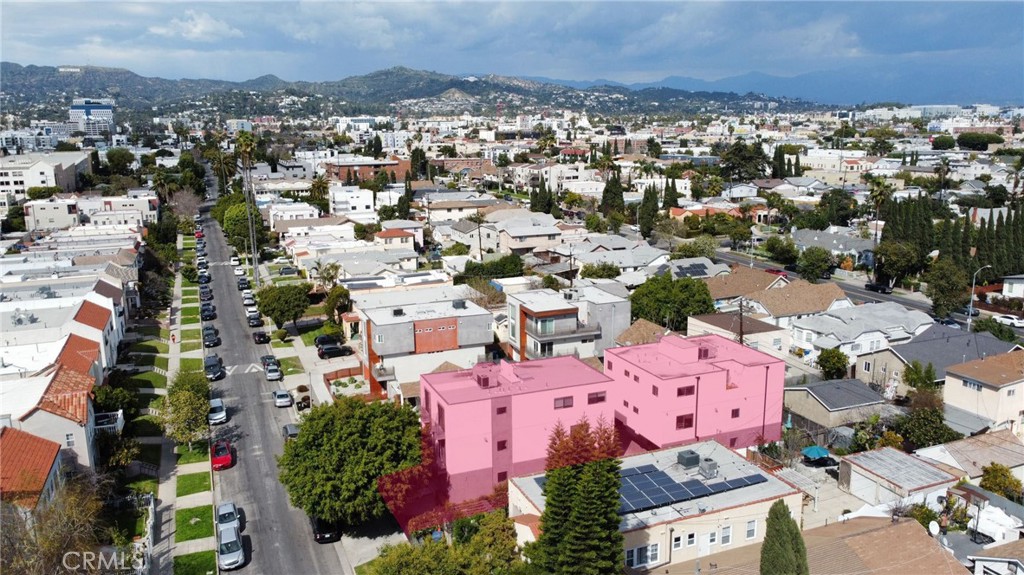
[{"x1": 224, "y1": 363, "x2": 264, "y2": 375}]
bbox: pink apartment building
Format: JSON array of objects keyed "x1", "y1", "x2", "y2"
[
  {"x1": 604, "y1": 334, "x2": 785, "y2": 450},
  {"x1": 420, "y1": 357, "x2": 615, "y2": 503},
  {"x1": 419, "y1": 333, "x2": 785, "y2": 504}
]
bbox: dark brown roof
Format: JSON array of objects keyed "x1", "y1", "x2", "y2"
[
  {"x1": 946, "y1": 349, "x2": 1024, "y2": 388},
  {"x1": 93, "y1": 279, "x2": 123, "y2": 303},
  {"x1": 702, "y1": 266, "x2": 787, "y2": 301},
  {"x1": 744, "y1": 280, "x2": 848, "y2": 318},
  {"x1": 615, "y1": 319, "x2": 672, "y2": 346},
  {"x1": 688, "y1": 311, "x2": 781, "y2": 335}
]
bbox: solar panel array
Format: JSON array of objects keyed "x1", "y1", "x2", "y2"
[
  {"x1": 617, "y1": 464, "x2": 767, "y2": 515},
  {"x1": 669, "y1": 262, "x2": 709, "y2": 279}
]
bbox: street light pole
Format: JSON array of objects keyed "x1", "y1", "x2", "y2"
[{"x1": 968, "y1": 264, "x2": 992, "y2": 332}]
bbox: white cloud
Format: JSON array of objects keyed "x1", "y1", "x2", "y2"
[{"x1": 148, "y1": 10, "x2": 243, "y2": 43}]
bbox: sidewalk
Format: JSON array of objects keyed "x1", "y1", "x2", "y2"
[{"x1": 290, "y1": 335, "x2": 342, "y2": 406}]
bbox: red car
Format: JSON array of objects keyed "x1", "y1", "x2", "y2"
[
  {"x1": 211, "y1": 440, "x2": 233, "y2": 470},
  {"x1": 764, "y1": 268, "x2": 788, "y2": 278},
  {"x1": 194, "y1": 230, "x2": 204, "y2": 239}
]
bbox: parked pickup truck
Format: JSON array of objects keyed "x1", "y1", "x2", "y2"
[{"x1": 864, "y1": 282, "x2": 893, "y2": 294}]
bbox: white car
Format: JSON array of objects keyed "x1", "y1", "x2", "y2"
[
  {"x1": 229, "y1": 256, "x2": 240, "y2": 266},
  {"x1": 216, "y1": 501, "x2": 240, "y2": 533},
  {"x1": 994, "y1": 314, "x2": 1024, "y2": 328},
  {"x1": 234, "y1": 267, "x2": 245, "y2": 277},
  {"x1": 217, "y1": 526, "x2": 244, "y2": 570},
  {"x1": 241, "y1": 290, "x2": 254, "y2": 299},
  {"x1": 272, "y1": 256, "x2": 290, "y2": 264}
]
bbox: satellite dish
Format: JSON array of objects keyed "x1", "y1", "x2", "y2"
[{"x1": 928, "y1": 520, "x2": 940, "y2": 537}]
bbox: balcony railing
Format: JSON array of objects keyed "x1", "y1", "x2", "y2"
[
  {"x1": 372, "y1": 364, "x2": 396, "y2": 382},
  {"x1": 525, "y1": 321, "x2": 601, "y2": 342},
  {"x1": 94, "y1": 409, "x2": 124, "y2": 434},
  {"x1": 525, "y1": 348, "x2": 581, "y2": 361}
]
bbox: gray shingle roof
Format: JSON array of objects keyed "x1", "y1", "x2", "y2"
[
  {"x1": 890, "y1": 324, "x2": 1019, "y2": 379},
  {"x1": 793, "y1": 301, "x2": 933, "y2": 345},
  {"x1": 789, "y1": 379, "x2": 884, "y2": 411}
]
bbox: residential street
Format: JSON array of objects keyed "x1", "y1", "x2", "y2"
[{"x1": 201, "y1": 218, "x2": 352, "y2": 575}]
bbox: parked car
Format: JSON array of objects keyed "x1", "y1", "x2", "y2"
[
  {"x1": 196, "y1": 248, "x2": 207, "y2": 258},
  {"x1": 272, "y1": 256, "x2": 290, "y2": 264},
  {"x1": 242, "y1": 296, "x2": 256, "y2": 307},
  {"x1": 272, "y1": 389, "x2": 293, "y2": 407},
  {"x1": 229, "y1": 256, "x2": 240, "y2": 266},
  {"x1": 253, "y1": 331, "x2": 270, "y2": 344},
  {"x1": 204, "y1": 354, "x2": 223, "y2": 381},
  {"x1": 309, "y1": 515, "x2": 342, "y2": 544},
  {"x1": 198, "y1": 274, "x2": 212, "y2": 285},
  {"x1": 208, "y1": 398, "x2": 227, "y2": 425},
  {"x1": 216, "y1": 501, "x2": 240, "y2": 533},
  {"x1": 955, "y1": 306, "x2": 981, "y2": 317},
  {"x1": 197, "y1": 260, "x2": 209, "y2": 270},
  {"x1": 193, "y1": 214, "x2": 202, "y2": 224},
  {"x1": 937, "y1": 317, "x2": 962, "y2": 329},
  {"x1": 203, "y1": 332, "x2": 221, "y2": 348},
  {"x1": 313, "y1": 335, "x2": 339, "y2": 349},
  {"x1": 764, "y1": 268, "x2": 788, "y2": 278},
  {"x1": 237, "y1": 278, "x2": 250, "y2": 290},
  {"x1": 260, "y1": 355, "x2": 280, "y2": 370},
  {"x1": 864, "y1": 282, "x2": 893, "y2": 294},
  {"x1": 199, "y1": 289, "x2": 214, "y2": 302},
  {"x1": 994, "y1": 314, "x2": 1024, "y2": 328},
  {"x1": 279, "y1": 266, "x2": 298, "y2": 276},
  {"x1": 317, "y1": 344, "x2": 352, "y2": 359},
  {"x1": 803, "y1": 456, "x2": 839, "y2": 468},
  {"x1": 241, "y1": 289, "x2": 254, "y2": 299},
  {"x1": 194, "y1": 230, "x2": 204, "y2": 239},
  {"x1": 282, "y1": 423, "x2": 300, "y2": 441},
  {"x1": 247, "y1": 315, "x2": 264, "y2": 328},
  {"x1": 211, "y1": 440, "x2": 233, "y2": 470},
  {"x1": 201, "y1": 309, "x2": 217, "y2": 321},
  {"x1": 234, "y1": 267, "x2": 246, "y2": 277},
  {"x1": 265, "y1": 364, "x2": 283, "y2": 382},
  {"x1": 217, "y1": 525, "x2": 245, "y2": 570}
]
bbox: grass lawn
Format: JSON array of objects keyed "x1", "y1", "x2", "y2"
[
  {"x1": 355, "y1": 558, "x2": 381, "y2": 575},
  {"x1": 130, "y1": 354, "x2": 169, "y2": 371},
  {"x1": 278, "y1": 356, "x2": 304, "y2": 376},
  {"x1": 176, "y1": 472, "x2": 211, "y2": 498},
  {"x1": 181, "y1": 287, "x2": 199, "y2": 296},
  {"x1": 305, "y1": 304, "x2": 326, "y2": 317},
  {"x1": 176, "y1": 441, "x2": 210, "y2": 465},
  {"x1": 298, "y1": 323, "x2": 331, "y2": 347},
  {"x1": 181, "y1": 296, "x2": 199, "y2": 305},
  {"x1": 180, "y1": 306, "x2": 200, "y2": 317},
  {"x1": 136, "y1": 442, "x2": 163, "y2": 465},
  {"x1": 180, "y1": 329, "x2": 201, "y2": 341},
  {"x1": 271, "y1": 340, "x2": 294, "y2": 349},
  {"x1": 180, "y1": 341, "x2": 202, "y2": 353},
  {"x1": 181, "y1": 279, "x2": 200, "y2": 288},
  {"x1": 137, "y1": 393, "x2": 161, "y2": 410},
  {"x1": 109, "y1": 507, "x2": 148, "y2": 540},
  {"x1": 181, "y1": 315, "x2": 200, "y2": 325},
  {"x1": 180, "y1": 358, "x2": 203, "y2": 372},
  {"x1": 135, "y1": 326, "x2": 171, "y2": 340},
  {"x1": 126, "y1": 370, "x2": 168, "y2": 389},
  {"x1": 272, "y1": 276, "x2": 302, "y2": 284},
  {"x1": 129, "y1": 341, "x2": 170, "y2": 354},
  {"x1": 173, "y1": 550, "x2": 216, "y2": 575},
  {"x1": 174, "y1": 505, "x2": 214, "y2": 543},
  {"x1": 125, "y1": 476, "x2": 158, "y2": 497}
]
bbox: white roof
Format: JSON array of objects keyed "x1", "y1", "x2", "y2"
[{"x1": 0, "y1": 373, "x2": 53, "y2": 420}]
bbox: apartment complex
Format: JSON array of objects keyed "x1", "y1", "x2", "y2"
[{"x1": 506, "y1": 286, "x2": 630, "y2": 361}]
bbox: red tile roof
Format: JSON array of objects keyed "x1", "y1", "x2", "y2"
[
  {"x1": 73, "y1": 300, "x2": 110, "y2": 331},
  {"x1": 32, "y1": 366, "x2": 93, "y2": 425},
  {"x1": 56, "y1": 334, "x2": 100, "y2": 375},
  {"x1": 0, "y1": 427, "x2": 61, "y2": 509},
  {"x1": 375, "y1": 228, "x2": 414, "y2": 239}
]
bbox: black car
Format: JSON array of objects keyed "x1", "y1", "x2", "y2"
[
  {"x1": 955, "y1": 306, "x2": 980, "y2": 317},
  {"x1": 937, "y1": 317, "x2": 962, "y2": 329},
  {"x1": 253, "y1": 331, "x2": 270, "y2": 344},
  {"x1": 279, "y1": 266, "x2": 298, "y2": 276},
  {"x1": 198, "y1": 274, "x2": 211, "y2": 284},
  {"x1": 199, "y1": 289, "x2": 214, "y2": 302},
  {"x1": 237, "y1": 278, "x2": 250, "y2": 291},
  {"x1": 313, "y1": 335, "x2": 339, "y2": 349},
  {"x1": 201, "y1": 309, "x2": 217, "y2": 321},
  {"x1": 309, "y1": 516, "x2": 341, "y2": 544},
  {"x1": 260, "y1": 355, "x2": 280, "y2": 370},
  {"x1": 864, "y1": 282, "x2": 892, "y2": 294},
  {"x1": 204, "y1": 354, "x2": 224, "y2": 381},
  {"x1": 247, "y1": 316, "x2": 264, "y2": 328},
  {"x1": 803, "y1": 456, "x2": 839, "y2": 468},
  {"x1": 317, "y1": 344, "x2": 352, "y2": 359},
  {"x1": 203, "y1": 333, "x2": 221, "y2": 348}
]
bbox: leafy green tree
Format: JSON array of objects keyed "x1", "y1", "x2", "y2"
[
  {"x1": 457, "y1": 509, "x2": 525, "y2": 575},
  {"x1": 257, "y1": 283, "x2": 312, "y2": 328},
  {"x1": 630, "y1": 274, "x2": 714, "y2": 331},
  {"x1": 972, "y1": 317, "x2": 1018, "y2": 343},
  {"x1": 873, "y1": 241, "x2": 919, "y2": 285},
  {"x1": 672, "y1": 234, "x2": 718, "y2": 260},
  {"x1": 26, "y1": 186, "x2": 62, "y2": 200},
  {"x1": 323, "y1": 285, "x2": 351, "y2": 325},
  {"x1": 378, "y1": 204, "x2": 399, "y2": 221},
  {"x1": 895, "y1": 408, "x2": 963, "y2": 450},
  {"x1": 902, "y1": 360, "x2": 939, "y2": 390},
  {"x1": 106, "y1": 147, "x2": 135, "y2": 176},
  {"x1": 764, "y1": 236, "x2": 799, "y2": 264},
  {"x1": 924, "y1": 258, "x2": 969, "y2": 318},
  {"x1": 980, "y1": 463, "x2": 1023, "y2": 500},
  {"x1": 797, "y1": 246, "x2": 834, "y2": 283},
  {"x1": 223, "y1": 202, "x2": 267, "y2": 254},
  {"x1": 455, "y1": 255, "x2": 523, "y2": 284},
  {"x1": 607, "y1": 211, "x2": 625, "y2": 234},
  {"x1": 584, "y1": 213, "x2": 607, "y2": 233},
  {"x1": 181, "y1": 264, "x2": 199, "y2": 283},
  {"x1": 760, "y1": 499, "x2": 808, "y2": 575},
  {"x1": 278, "y1": 397, "x2": 421, "y2": 525},
  {"x1": 371, "y1": 540, "x2": 460, "y2": 575},
  {"x1": 816, "y1": 348, "x2": 849, "y2": 380},
  {"x1": 579, "y1": 262, "x2": 621, "y2": 279},
  {"x1": 396, "y1": 194, "x2": 411, "y2": 220},
  {"x1": 160, "y1": 385, "x2": 209, "y2": 449},
  {"x1": 719, "y1": 139, "x2": 770, "y2": 181},
  {"x1": 957, "y1": 132, "x2": 1004, "y2": 151},
  {"x1": 2, "y1": 204, "x2": 26, "y2": 233},
  {"x1": 93, "y1": 384, "x2": 138, "y2": 421},
  {"x1": 542, "y1": 275, "x2": 562, "y2": 291},
  {"x1": 441, "y1": 243, "x2": 470, "y2": 256}
]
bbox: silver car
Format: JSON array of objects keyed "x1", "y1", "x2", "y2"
[
  {"x1": 266, "y1": 365, "x2": 283, "y2": 382},
  {"x1": 208, "y1": 399, "x2": 227, "y2": 425},
  {"x1": 272, "y1": 389, "x2": 293, "y2": 407},
  {"x1": 217, "y1": 502, "x2": 240, "y2": 533},
  {"x1": 217, "y1": 525, "x2": 244, "y2": 570}
]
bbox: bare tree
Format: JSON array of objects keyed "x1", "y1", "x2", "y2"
[{"x1": 169, "y1": 189, "x2": 202, "y2": 221}]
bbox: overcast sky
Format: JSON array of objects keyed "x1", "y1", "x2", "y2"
[{"x1": 2, "y1": 1, "x2": 1022, "y2": 86}]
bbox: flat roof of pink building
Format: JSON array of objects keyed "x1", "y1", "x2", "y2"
[
  {"x1": 607, "y1": 334, "x2": 779, "y2": 380},
  {"x1": 421, "y1": 356, "x2": 613, "y2": 405}
]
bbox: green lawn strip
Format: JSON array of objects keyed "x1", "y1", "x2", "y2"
[
  {"x1": 174, "y1": 505, "x2": 214, "y2": 543},
  {"x1": 180, "y1": 306, "x2": 201, "y2": 317},
  {"x1": 129, "y1": 341, "x2": 170, "y2": 354},
  {"x1": 181, "y1": 297, "x2": 199, "y2": 305},
  {"x1": 278, "y1": 356, "x2": 304, "y2": 376},
  {"x1": 125, "y1": 476, "x2": 158, "y2": 497},
  {"x1": 107, "y1": 506, "x2": 147, "y2": 540},
  {"x1": 176, "y1": 441, "x2": 210, "y2": 465},
  {"x1": 305, "y1": 304, "x2": 326, "y2": 317},
  {"x1": 176, "y1": 472, "x2": 211, "y2": 498},
  {"x1": 137, "y1": 393, "x2": 161, "y2": 411},
  {"x1": 272, "y1": 276, "x2": 301, "y2": 284},
  {"x1": 180, "y1": 341, "x2": 202, "y2": 353},
  {"x1": 179, "y1": 358, "x2": 204, "y2": 372},
  {"x1": 135, "y1": 326, "x2": 171, "y2": 340},
  {"x1": 127, "y1": 370, "x2": 167, "y2": 389},
  {"x1": 181, "y1": 315, "x2": 200, "y2": 325},
  {"x1": 136, "y1": 442, "x2": 163, "y2": 465},
  {"x1": 271, "y1": 340, "x2": 294, "y2": 349},
  {"x1": 298, "y1": 323, "x2": 330, "y2": 347},
  {"x1": 173, "y1": 550, "x2": 216, "y2": 575},
  {"x1": 182, "y1": 279, "x2": 199, "y2": 288},
  {"x1": 180, "y1": 329, "x2": 201, "y2": 341},
  {"x1": 180, "y1": 287, "x2": 199, "y2": 296}
]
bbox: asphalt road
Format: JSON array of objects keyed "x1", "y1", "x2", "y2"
[{"x1": 201, "y1": 218, "x2": 348, "y2": 574}]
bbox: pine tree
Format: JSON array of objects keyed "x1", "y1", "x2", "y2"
[
  {"x1": 600, "y1": 173, "x2": 625, "y2": 216},
  {"x1": 530, "y1": 188, "x2": 540, "y2": 212},
  {"x1": 760, "y1": 499, "x2": 808, "y2": 575},
  {"x1": 561, "y1": 463, "x2": 605, "y2": 575},
  {"x1": 936, "y1": 218, "x2": 952, "y2": 262},
  {"x1": 533, "y1": 464, "x2": 576, "y2": 574},
  {"x1": 960, "y1": 217, "x2": 973, "y2": 267},
  {"x1": 915, "y1": 199, "x2": 933, "y2": 265},
  {"x1": 345, "y1": 169, "x2": 353, "y2": 185},
  {"x1": 785, "y1": 158, "x2": 793, "y2": 178},
  {"x1": 613, "y1": 140, "x2": 619, "y2": 156},
  {"x1": 638, "y1": 185, "x2": 659, "y2": 238},
  {"x1": 794, "y1": 155, "x2": 802, "y2": 176},
  {"x1": 663, "y1": 179, "x2": 679, "y2": 211},
  {"x1": 976, "y1": 216, "x2": 992, "y2": 273}
]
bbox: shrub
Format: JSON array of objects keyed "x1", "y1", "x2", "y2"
[
  {"x1": 181, "y1": 265, "x2": 199, "y2": 283},
  {"x1": 273, "y1": 329, "x2": 289, "y2": 342}
]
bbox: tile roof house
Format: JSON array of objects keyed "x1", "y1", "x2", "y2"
[
  {"x1": 743, "y1": 280, "x2": 852, "y2": 329},
  {"x1": 702, "y1": 266, "x2": 789, "y2": 306},
  {"x1": 0, "y1": 427, "x2": 63, "y2": 512},
  {"x1": 914, "y1": 430, "x2": 1024, "y2": 482}
]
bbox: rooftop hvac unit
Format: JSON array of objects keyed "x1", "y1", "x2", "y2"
[
  {"x1": 476, "y1": 374, "x2": 491, "y2": 388},
  {"x1": 393, "y1": 308, "x2": 404, "y2": 317},
  {"x1": 677, "y1": 450, "x2": 701, "y2": 470},
  {"x1": 699, "y1": 457, "x2": 718, "y2": 479},
  {"x1": 453, "y1": 299, "x2": 467, "y2": 309}
]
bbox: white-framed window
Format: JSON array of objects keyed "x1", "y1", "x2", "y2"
[
  {"x1": 851, "y1": 343, "x2": 862, "y2": 352},
  {"x1": 672, "y1": 534, "x2": 683, "y2": 550},
  {"x1": 746, "y1": 519, "x2": 757, "y2": 539},
  {"x1": 709, "y1": 531, "x2": 717, "y2": 545},
  {"x1": 863, "y1": 361, "x2": 871, "y2": 372},
  {"x1": 65, "y1": 433, "x2": 75, "y2": 447},
  {"x1": 721, "y1": 525, "x2": 732, "y2": 545},
  {"x1": 870, "y1": 339, "x2": 880, "y2": 351},
  {"x1": 773, "y1": 337, "x2": 782, "y2": 349},
  {"x1": 687, "y1": 532, "x2": 696, "y2": 547},
  {"x1": 625, "y1": 544, "x2": 660, "y2": 568},
  {"x1": 374, "y1": 334, "x2": 383, "y2": 343},
  {"x1": 964, "y1": 380, "x2": 982, "y2": 392}
]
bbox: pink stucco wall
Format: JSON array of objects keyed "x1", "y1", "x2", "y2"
[{"x1": 604, "y1": 334, "x2": 784, "y2": 449}]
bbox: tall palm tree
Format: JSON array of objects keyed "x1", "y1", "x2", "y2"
[
  {"x1": 934, "y1": 157, "x2": 952, "y2": 202},
  {"x1": 235, "y1": 131, "x2": 261, "y2": 286},
  {"x1": 866, "y1": 174, "x2": 894, "y2": 245},
  {"x1": 309, "y1": 174, "x2": 329, "y2": 204},
  {"x1": 151, "y1": 168, "x2": 170, "y2": 202}
]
